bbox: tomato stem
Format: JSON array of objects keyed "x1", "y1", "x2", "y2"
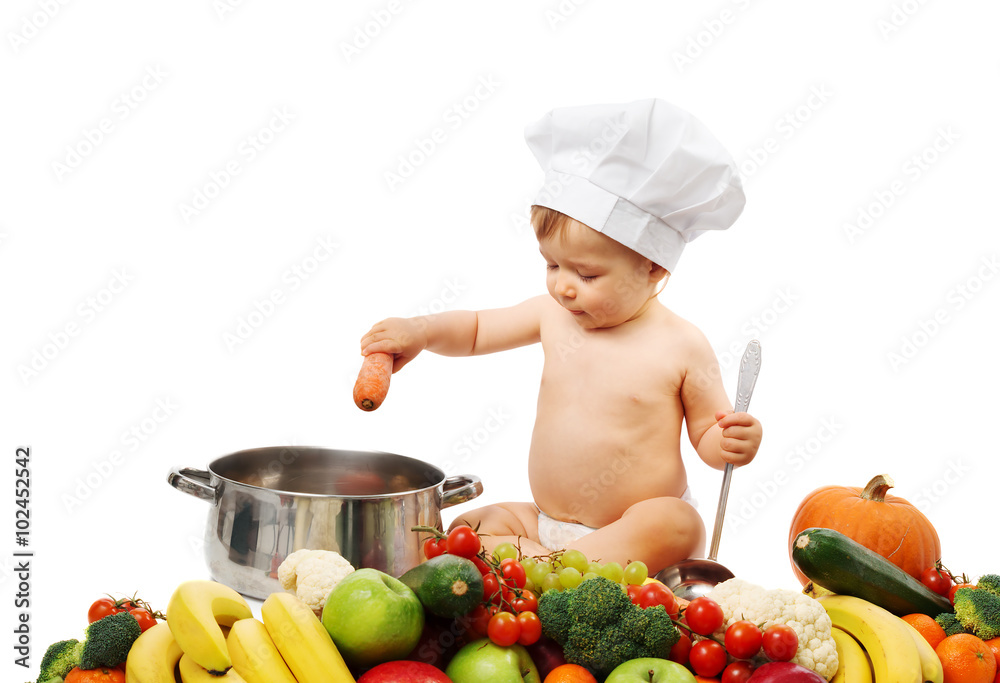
[
  {"x1": 937, "y1": 560, "x2": 971, "y2": 585},
  {"x1": 671, "y1": 611, "x2": 725, "y2": 646},
  {"x1": 105, "y1": 591, "x2": 167, "y2": 621},
  {"x1": 410, "y1": 524, "x2": 448, "y2": 539}
]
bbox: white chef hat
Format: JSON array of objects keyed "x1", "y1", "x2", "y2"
[{"x1": 524, "y1": 99, "x2": 745, "y2": 273}]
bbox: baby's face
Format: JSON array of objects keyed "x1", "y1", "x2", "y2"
[{"x1": 538, "y1": 219, "x2": 663, "y2": 329}]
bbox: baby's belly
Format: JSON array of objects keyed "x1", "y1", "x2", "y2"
[{"x1": 528, "y1": 430, "x2": 687, "y2": 528}]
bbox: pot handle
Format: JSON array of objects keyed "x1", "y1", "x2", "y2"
[
  {"x1": 167, "y1": 467, "x2": 220, "y2": 505},
  {"x1": 441, "y1": 474, "x2": 483, "y2": 508}
]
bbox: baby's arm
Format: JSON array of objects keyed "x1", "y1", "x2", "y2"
[
  {"x1": 360, "y1": 295, "x2": 548, "y2": 371},
  {"x1": 680, "y1": 331, "x2": 762, "y2": 469}
]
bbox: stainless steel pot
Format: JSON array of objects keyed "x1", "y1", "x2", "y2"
[{"x1": 168, "y1": 446, "x2": 482, "y2": 599}]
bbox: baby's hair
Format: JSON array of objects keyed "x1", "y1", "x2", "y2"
[
  {"x1": 531, "y1": 204, "x2": 671, "y2": 292},
  {"x1": 530, "y1": 205, "x2": 575, "y2": 241}
]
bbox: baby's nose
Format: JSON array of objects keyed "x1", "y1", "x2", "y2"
[{"x1": 555, "y1": 274, "x2": 575, "y2": 298}]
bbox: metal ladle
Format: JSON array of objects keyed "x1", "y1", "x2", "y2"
[{"x1": 655, "y1": 340, "x2": 761, "y2": 601}]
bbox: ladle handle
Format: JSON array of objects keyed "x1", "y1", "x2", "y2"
[{"x1": 707, "y1": 340, "x2": 761, "y2": 561}]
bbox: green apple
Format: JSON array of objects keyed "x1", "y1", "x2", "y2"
[
  {"x1": 604, "y1": 657, "x2": 696, "y2": 682},
  {"x1": 322, "y1": 568, "x2": 425, "y2": 669},
  {"x1": 445, "y1": 639, "x2": 541, "y2": 683}
]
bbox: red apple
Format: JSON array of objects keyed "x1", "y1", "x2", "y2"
[
  {"x1": 747, "y1": 662, "x2": 826, "y2": 682},
  {"x1": 408, "y1": 615, "x2": 470, "y2": 670},
  {"x1": 357, "y1": 660, "x2": 453, "y2": 683},
  {"x1": 526, "y1": 635, "x2": 567, "y2": 680}
]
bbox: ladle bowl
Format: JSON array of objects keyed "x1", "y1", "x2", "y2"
[{"x1": 656, "y1": 558, "x2": 735, "y2": 602}]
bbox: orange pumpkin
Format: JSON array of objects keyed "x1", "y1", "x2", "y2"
[{"x1": 788, "y1": 474, "x2": 941, "y2": 586}]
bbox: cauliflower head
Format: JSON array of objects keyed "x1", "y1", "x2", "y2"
[
  {"x1": 278, "y1": 549, "x2": 355, "y2": 613},
  {"x1": 705, "y1": 577, "x2": 838, "y2": 680}
]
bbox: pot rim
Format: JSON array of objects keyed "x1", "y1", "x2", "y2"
[{"x1": 203, "y1": 445, "x2": 449, "y2": 500}]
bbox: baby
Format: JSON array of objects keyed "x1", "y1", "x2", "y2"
[{"x1": 360, "y1": 99, "x2": 762, "y2": 574}]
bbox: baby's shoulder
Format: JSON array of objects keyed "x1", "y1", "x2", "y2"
[
  {"x1": 644, "y1": 307, "x2": 721, "y2": 373},
  {"x1": 648, "y1": 304, "x2": 712, "y2": 345}
]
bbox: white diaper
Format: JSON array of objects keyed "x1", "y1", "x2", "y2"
[
  {"x1": 536, "y1": 513, "x2": 598, "y2": 552},
  {"x1": 680, "y1": 485, "x2": 698, "y2": 510},
  {"x1": 537, "y1": 487, "x2": 698, "y2": 551}
]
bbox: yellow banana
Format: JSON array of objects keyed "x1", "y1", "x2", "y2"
[
  {"x1": 261, "y1": 591, "x2": 356, "y2": 683},
  {"x1": 818, "y1": 594, "x2": 923, "y2": 683},
  {"x1": 831, "y1": 626, "x2": 874, "y2": 683},
  {"x1": 167, "y1": 580, "x2": 253, "y2": 674},
  {"x1": 804, "y1": 581, "x2": 837, "y2": 600},
  {"x1": 124, "y1": 621, "x2": 183, "y2": 683},
  {"x1": 178, "y1": 653, "x2": 247, "y2": 682},
  {"x1": 898, "y1": 617, "x2": 944, "y2": 683},
  {"x1": 227, "y1": 618, "x2": 298, "y2": 683}
]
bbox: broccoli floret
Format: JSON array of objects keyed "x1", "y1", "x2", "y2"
[
  {"x1": 37, "y1": 639, "x2": 84, "y2": 683},
  {"x1": 975, "y1": 574, "x2": 1000, "y2": 596},
  {"x1": 954, "y1": 586, "x2": 1000, "y2": 641},
  {"x1": 935, "y1": 612, "x2": 967, "y2": 636},
  {"x1": 536, "y1": 577, "x2": 680, "y2": 679},
  {"x1": 537, "y1": 587, "x2": 574, "y2": 643},
  {"x1": 640, "y1": 605, "x2": 680, "y2": 654},
  {"x1": 79, "y1": 611, "x2": 141, "y2": 669},
  {"x1": 564, "y1": 623, "x2": 641, "y2": 673}
]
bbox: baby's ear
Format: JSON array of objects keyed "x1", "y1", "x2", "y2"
[{"x1": 650, "y1": 262, "x2": 670, "y2": 284}]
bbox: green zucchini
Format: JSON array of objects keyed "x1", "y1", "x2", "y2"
[
  {"x1": 398, "y1": 554, "x2": 484, "y2": 618},
  {"x1": 791, "y1": 527, "x2": 953, "y2": 617}
]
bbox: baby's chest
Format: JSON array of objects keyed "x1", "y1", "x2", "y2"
[{"x1": 540, "y1": 331, "x2": 684, "y2": 399}]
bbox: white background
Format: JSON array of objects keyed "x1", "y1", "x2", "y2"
[{"x1": 3, "y1": 0, "x2": 998, "y2": 678}]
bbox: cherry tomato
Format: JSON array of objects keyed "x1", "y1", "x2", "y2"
[
  {"x1": 689, "y1": 639, "x2": 727, "y2": 677},
  {"x1": 471, "y1": 555, "x2": 492, "y2": 576},
  {"x1": 512, "y1": 590, "x2": 539, "y2": 614},
  {"x1": 637, "y1": 582, "x2": 679, "y2": 616},
  {"x1": 722, "y1": 660, "x2": 755, "y2": 683},
  {"x1": 626, "y1": 583, "x2": 642, "y2": 605},
  {"x1": 128, "y1": 608, "x2": 157, "y2": 633},
  {"x1": 500, "y1": 558, "x2": 527, "y2": 589},
  {"x1": 920, "y1": 566, "x2": 953, "y2": 597},
  {"x1": 761, "y1": 624, "x2": 798, "y2": 662},
  {"x1": 949, "y1": 582, "x2": 975, "y2": 606},
  {"x1": 685, "y1": 597, "x2": 725, "y2": 636},
  {"x1": 423, "y1": 537, "x2": 447, "y2": 560},
  {"x1": 446, "y1": 525, "x2": 481, "y2": 558},
  {"x1": 516, "y1": 611, "x2": 542, "y2": 646},
  {"x1": 88, "y1": 598, "x2": 123, "y2": 623},
  {"x1": 482, "y1": 572, "x2": 500, "y2": 602},
  {"x1": 725, "y1": 620, "x2": 763, "y2": 660},
  {"x1": 467, "y1": 604, "x2": 497, "y2": 638},
  {"x1": 668, "y1": 633, "x2": 692, "y2": 665},
  {"x1": 487, "y1": 611, "x2": 521, "y2": 647}
]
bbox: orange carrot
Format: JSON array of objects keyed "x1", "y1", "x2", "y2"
[{"x1": 353, "y1": 352, "x2": 393, "y2": 411}]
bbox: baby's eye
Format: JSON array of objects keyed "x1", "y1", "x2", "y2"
[
  {"x1": 546, "y1": 264, "x2": 558, "y2": 271},
  {"x1": 578, "y1": 273, "x2": 597, "y2": 282}
]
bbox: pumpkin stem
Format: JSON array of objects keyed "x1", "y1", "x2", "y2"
[{"x1": 860, "y1": 474, "x2": 895, "y2": 501}]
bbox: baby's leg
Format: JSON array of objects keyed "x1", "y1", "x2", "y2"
[
  {"x1": 448, "y1": 502, "x2": 550, "y2": 557},
  {"x1": 566, "y1": 497, "x2": 705, "y2": 576}
]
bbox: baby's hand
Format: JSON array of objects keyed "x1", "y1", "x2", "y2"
[
  {"x1": 715, "y1": 410, "x2": 762, "y2": 466},
  {"x1": 360, "y1": 317, "x2": 428, "y2": 372}
]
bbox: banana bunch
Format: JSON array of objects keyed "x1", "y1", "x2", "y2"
[
  {"x1": 124, "y1": 580, "x2": 355, "y2": 683},
  {"x1": 125, "y1": 580, "x2": 252, "y2": 682},
  {"x1": 820, "y1": 594, "x2": 943, "y2": 683},
  {"x1": 259, "y1": 591, "x2": 355, "y2": 683},
  {"x1": 125, "y1": 621, "x2": 184, "y2": 683}
]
